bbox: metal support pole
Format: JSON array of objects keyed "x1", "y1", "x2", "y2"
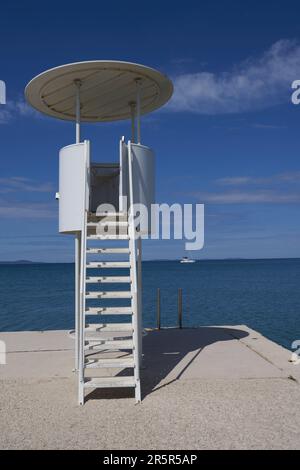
[
  {"x1": 74, "y1": 233, "x2": 81, "y2": 371},
  {"x1": 74, "y1": 80, "x2": 81, "y2": 372},
  {"x1": 157, "y1": 288, "x2": 161, "y2": 330},
  {"x1": 135, "y1": 79, "x2": 142, "y2": 144},
  {"x1": 78, "y1": 211, "x2": 87, "y2": 405},
  {"x1": 137, "y1": 236, "x2": 143, "y2": 363},
  {"x1": 130, "y1": 102, "x2": 136, "y2": 143},
  {"x1": 74, "y1": 79, "x2": 81, "y2": 144},
  {"x1": 178, "y1": 288, "x2": 182, "y2": 329}
]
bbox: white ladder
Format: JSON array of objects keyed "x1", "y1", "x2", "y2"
[{"x1": 78, "y1": 147, "x2": 141, "y2": 404}]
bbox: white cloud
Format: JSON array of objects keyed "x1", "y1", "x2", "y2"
[
  {"x1": 169, "y1": 39, "x2": 300, "y2": 114},
  {"x1": 15, "y1": 99, "x2": 39, "y2": 117},
  {"x1": 0, "y1": 200, "x2": 56, "y2": 218},
  {"x1": 0, "y1": 98, "x2": 39, "y2": 124},
  {"x1": 193, "y1": 190, "x2": 300, "y2": 204},
  {"x1": 0, "y1": 177, "x2": 56, "y2": 218},
  {"x1": 0, "y1": 101, "x2": 15, "y2": 124},
  {"x1": 0, "y1": 176, "x2": 54, "y2": 194},
  {"x1": 189, "y1": 170, "x2": 300, "y2": 204},
  {"x1": 251, "y1": 123, "x2": 286, "y2": 129},
  {"x1": 216, "y1": 171, "x2": 300, "y2": 186}
]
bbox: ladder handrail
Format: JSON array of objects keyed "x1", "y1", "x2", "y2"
[
  {"x1": 78, "y1": 141, "x2": 89, "y2": 405},
  {"x1": 128, "y1": 141, "x2": 141, "y2": 400},
  {"x1": 79, "y1": 211, "x2": 87, "y2": 399}
]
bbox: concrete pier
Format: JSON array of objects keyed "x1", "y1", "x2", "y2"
[{"x1": 0, "y1": 326, "x2": 299, "y2": 449}]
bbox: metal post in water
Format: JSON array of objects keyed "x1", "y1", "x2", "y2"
[
  {"x1": 157, "y1": 288, "x2": 161, "y2": 330},
  {"x1": 178, "y1": 288, "x2": 183, "y2": 329}
]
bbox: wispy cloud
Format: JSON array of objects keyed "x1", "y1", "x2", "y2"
[
  {"x1": 0, "y1": 101, "x2": 15, "y2": 124},
  {"x1": 169, "y1": 39, "x2": 300, "y2": 114},
  {"x1": 189, "y1": 170, "x2": 300, "y2": 204},
  {"x1": 193, "y1": 190, "x2": 300, "y2": 204},
  {"x1": 0, "y1": 176, "x2": 56, "y2": 217},
  {"x1": 0, "y1": 199, "x2": 56, "y2": 218},
  {"x1": 170, "y1": 58, "x2": 196, "y2": 66},
  {"x1": 216, "y1": 171, "x2": 300, "y2": 186},
  {"x1": 0, "y1": 176, "x2": 55, "y2": 194},
  {"x1": 0, "y1": 98, "x2": 39, "y2": 124},
  {"x1": 251, "y1": 123, "x2": 287, "y2": 130}
]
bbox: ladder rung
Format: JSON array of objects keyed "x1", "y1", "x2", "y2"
[
  {"x1": 85, "y1": 333, "x2": 132, "y2": 342},
  {"x1": 85, "y1": 291, "x2": 132, "y2": 299},
  {"x1": 84, "y1": 339, "x2": 133, "y2": 350},
  {"x1": 85, "y1": 330, "x2": 132, "y2": 342},
  {"x1": 85, "y1": 307, "x2": 132, "y2": 315},
  {"x1": 89, "y1": 212, "x2": 127, "y2": 217},
  {"x1": 86, "y1": 276, "x2": 131, "y2": 283},
  {"x1": 86, "y1": 248, "x2": 130, "y2": 254},
  {"x1": 87, "y1": 221, "x2": 128, "y2": 227},
  {"x1": 87, "y1": 235, "x2": 129, "y2": 240},
  {"x1": 85, "y1": 323, "x2": 133, "y2": 332},
  {"x1": 85, "y1": 357, "x2": 134, "y2": 369},
  {"x1": 86, "y1": 261, "x2": 130, "y2": 268},
  {"x1": 84, "y1": 377, "x2": 135, "y2": 388}
]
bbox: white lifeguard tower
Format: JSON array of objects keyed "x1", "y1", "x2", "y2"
[{"x1": 25, "y1": 61, "x2": 173, "y2": 404}]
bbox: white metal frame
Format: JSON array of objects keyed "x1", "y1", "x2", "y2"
[
  {"x1": 137, "y1": 236, "x2": 143, "y2": 364},
  {"x1": 74, "y1": 80, "x2": 81, "y2": 371},
  {"x1": 77, "y1": 140, "x2": 142, "y2": 404},
  {"x1": 74, "y1": 234, "x2": 81, "y2": 370},
  {"x1": 25, "y1": 59, "x2": 173, "y2": 405},
  {"x1": 128, "y1": 141, "x2": 141, "y2": 403},
  {"x1": 69, "y1": 73, "x2": 145, "y2": 401},
  {"x1": 78, "y1": 211, "x2": 87, "y2": 405},
  {"x1": 78, "y1": 140, "x2": 90, "y2": 404}
]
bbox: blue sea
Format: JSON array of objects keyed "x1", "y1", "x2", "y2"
[{"x1": 0, "y1": 259, "x2": 299, "y2": 350}]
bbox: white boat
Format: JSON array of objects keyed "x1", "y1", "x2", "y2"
[{"x1": 180, "y1": 256, "x2": 196, "y2": 264}]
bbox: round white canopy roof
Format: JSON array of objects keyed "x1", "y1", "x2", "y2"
[{"x1": 25, "y1": 60, "x2": 173, "y2": 122}]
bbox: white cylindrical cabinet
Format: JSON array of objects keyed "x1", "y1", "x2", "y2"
[
  {"x1": 131, "y1": 143, "x2": 155, "y2": 234},
  {"x1": 59, "y1": 141, "x2": 90, "y2": 233}
]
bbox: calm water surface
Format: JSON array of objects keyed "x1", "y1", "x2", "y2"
[{"x1": 0, "y1": 259, "x2": 299, "y2": 349}]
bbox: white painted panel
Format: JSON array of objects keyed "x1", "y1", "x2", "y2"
[
  {"x1": 131, "y1": 143, "x2": 155, "y2": 234},
  {"x1": 119, "y1": 139, "x2": 129, "y2": 212},
  {"x1": 59, "y1": 141, "x2": 90, "y2": 233}
]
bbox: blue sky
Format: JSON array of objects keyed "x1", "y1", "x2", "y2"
[{"x1": 1, "y1": 0, "x2": 300, "y2": 261}]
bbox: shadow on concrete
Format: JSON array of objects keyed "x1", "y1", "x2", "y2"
[
  {"x1": 85, "y1": 326, "x2": 248, "y2": 402},
  {"x1": 141, "y1": 327, "x2": 248, "y2": 399}
]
